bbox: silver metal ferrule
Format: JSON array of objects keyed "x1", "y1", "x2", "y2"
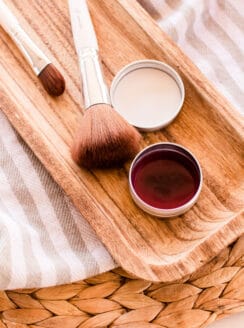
[
  {"x1": 78, "y1": 48, "x2": 110, "y2": 109},
  {"x1": 11, "y1": 25, "x2": 51, "y2": 75}
]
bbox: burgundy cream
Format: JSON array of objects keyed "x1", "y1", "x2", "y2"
[{"x1": 129, "y1": 143, "x2": 202, "y2": 217}]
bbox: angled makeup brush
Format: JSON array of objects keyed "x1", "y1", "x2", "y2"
[
  {"x1": 69, "y1": 0, "x2": 141, "y2": 168},
  {"x1": 0, "y1": 0, "x2": 65, "y2": 96}
]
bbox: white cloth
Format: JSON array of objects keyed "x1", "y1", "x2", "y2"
[
  {"x1": 139, "y1": 0, "x2": 244, "y2": 113},
  {"x1": 0, "y1": 0, "x2": 243, "y2": 290},
  {"x1": 0, "y1": 114, "x2": 116, "y2": 290}
]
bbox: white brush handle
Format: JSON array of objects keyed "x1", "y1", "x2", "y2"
[
  {"x1": 69, "y1": 0, "x2": 110, "y2": 108},
  {"x1": 0, "y1": 0, "x2": 50, "y2": 74},
  {"x1": 69, "y1": 0, "x2": 98, "y2": 52}
]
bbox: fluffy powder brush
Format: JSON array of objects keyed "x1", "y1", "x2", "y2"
[
  {"x1": 69, "y1": 0, "x2": 141, "y2": 169},
  {"x1": 0, "y1": 0, "x2": 65, "y2": 96}
]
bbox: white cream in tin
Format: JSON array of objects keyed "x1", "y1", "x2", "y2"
[{"x1": 110, "y1": 60, "x2": 185, "y2": 131}]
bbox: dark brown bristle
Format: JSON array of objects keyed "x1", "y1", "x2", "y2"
[
  {"x1": 38, "y1": 63, "x2": 65, "y2": 96},
  {"x1": 71, "y1": 104, "x2": 141, "y2": 169}
]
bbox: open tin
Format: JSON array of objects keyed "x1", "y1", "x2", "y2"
[
  {"x1": 110, "y1": 60, "x2": 185, "y2": 131},
  {"x1": 129, "y1": 143, "x2": 203, "y2": 217}
]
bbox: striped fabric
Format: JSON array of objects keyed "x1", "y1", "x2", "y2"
[
  {"x1": 0, "y1": 0, "x2": 243, "y2": 290},
  {"x1": 0, "y1": 113, "x2": 116, "y2": 290},
  {"x1": 138, "y1": 0, "x2": 244, "y2": 113}
]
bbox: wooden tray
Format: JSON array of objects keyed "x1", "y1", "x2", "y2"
[{"x1": 0, "y1": 0, "x2": 243, "y2": 282}]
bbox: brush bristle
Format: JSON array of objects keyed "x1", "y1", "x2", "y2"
[
  {"x1": 71, "y1": 104, "x2": 141, "y2": 168},
  {"x1": 38, "y1": 63, "x2": 65, "y2": 96}
]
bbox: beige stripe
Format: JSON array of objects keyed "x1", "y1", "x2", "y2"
[
  {"x1": 19, "y1": 136, "x2": 101, "y2": 280},
  {"x1": 158, "y1": 3, "x2": 237, "y2": 106},
  {"x1": 0, "y1": 203, "x2": 12, "y2": 289},
  {"x1": 213, "y1": 1, "x2": 244, "y2": 52},
  {"x1": 0, "y1": 138, "x2": 59, "y2": 287},
  {"x1": 225, "y1": 0, "x2": 244, "y2": 32},
  {"x1": 158, "y1": 18, "x2": 179, "y2": 42},
  {"x1": 154, "y1": 0, "x2": 243, "y2": 109},
  {"x1": 204, "y1": 0, "x2": 244, "y2": 66},
  {"x1": 157, "y1": 2, "x2": 186, "y2": 45},
  {"x1": 189, "y1": 1, "x2": 244, "y2": 91},
  {"x1": 137, "y1": 0, "x2": 162, "y2": 20},
  {"x1": 0, "y1": 116, "x2": 71, "y2": 287},
  {"x1": 66, "y1": 197, "x2": 116, "y2": 276},
  {"x1": 164, "y1": 1, "x2": 243, "y2": 105},
  {"x1": 165, "y1": 0, "x2": 181, "y2": 10},
  {"x1": 1, "y1": 116, "x2": 90, "y2": 280},
  {"x1": 0, "y1": 179, "x2": 29, "y2": 288}
]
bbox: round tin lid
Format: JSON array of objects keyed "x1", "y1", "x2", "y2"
[{"x1": 110, "y1": 60, "x2": 185, "y2": 131}]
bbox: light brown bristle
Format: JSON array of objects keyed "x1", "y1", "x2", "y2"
[
  {"x1": 38, "y1": 63, "x2": 65, "y2": 96},
  {"x1": 71, "y1": 104, "x2": 141, "y2": 169}
]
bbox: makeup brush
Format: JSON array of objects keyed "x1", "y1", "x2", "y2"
[
  {"x1": 0, "y1": 0, "x2": 65, "y2": 96},
  {"x1": 69, "y1": 0, "x2": 141, "y2": 168}
]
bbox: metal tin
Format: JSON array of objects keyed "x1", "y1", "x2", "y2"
[
  {"x1": 129, "y1": 143, "x2": 203, "y2": 217},
  {"x1": 110, "y1": 60, "x2": 185, "y2": 131}
]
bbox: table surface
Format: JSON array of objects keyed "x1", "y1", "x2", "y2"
[{"x1": 209, "y1": 312, "x2": 244, "y2": 327}]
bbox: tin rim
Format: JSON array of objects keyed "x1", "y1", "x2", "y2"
[
  {"x1": 129, "y1": 142, "x2": 203, "y2": 217},
  {"x1": 110, "y1": 60, "x2": 185, "y2": 131}
]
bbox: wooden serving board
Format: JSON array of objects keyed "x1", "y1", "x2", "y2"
[{"x1": 0, "y1": 0, "x2": 243, "y2": 282}]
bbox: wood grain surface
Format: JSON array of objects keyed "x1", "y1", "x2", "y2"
[{"x1": 0, "y1": 0, "x2": 243, "y2": 282}]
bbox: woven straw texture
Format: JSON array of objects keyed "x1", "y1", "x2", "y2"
[{"x1": 0, "y1": 235, "x2": 243, "y2": 328}]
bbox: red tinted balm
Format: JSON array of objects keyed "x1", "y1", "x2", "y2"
[{"x1": 130, "y1": 143, "x2": 202, "y2": 215}]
